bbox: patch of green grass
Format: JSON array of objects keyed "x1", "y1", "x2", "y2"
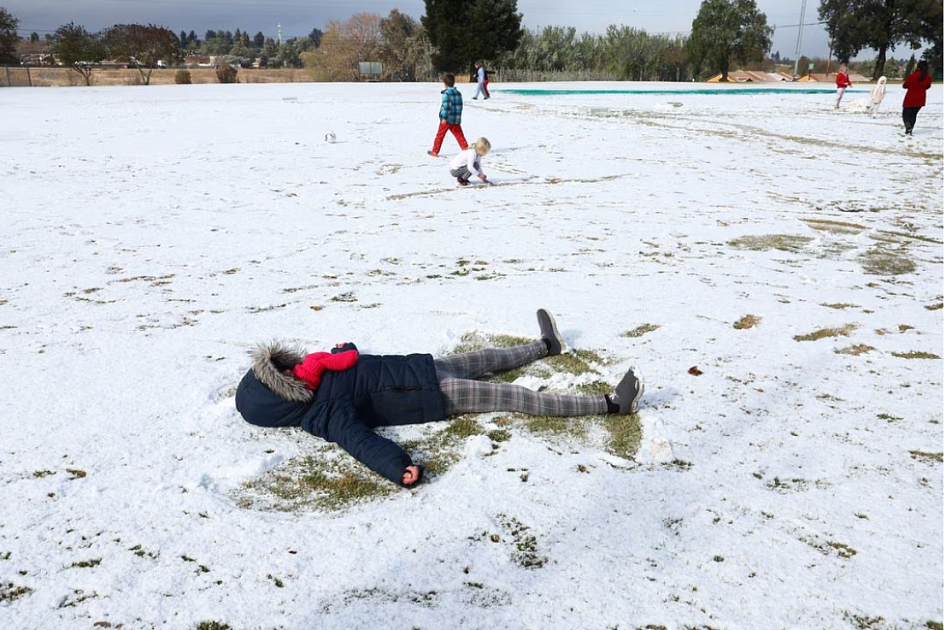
[
  {"x1": 576, "y1": 380, "x2": 612, "y2": 395},
  {"x1": 70, "y1": 558, "x2": 101, "y2": 568},
  {"x1": 0, "y1": 581, "x2": 32, "y2": 603},
  {"x1": 835, "y1": 344, "x2": 875, "y2": 356},
  {"x1": 733, "y1": 314, "x2": 761, "y2": 330},
  {"x1": 891, "y1": 351, "x2": 940, "y2": 359},
  {"x1": 821, "y1": 303, "x2": 858, "y2": 310},
  {"x1": 828, "y1": 541, "x2": 857, "y2": 558},
  {"x1": 545, "y1": 351, "x2": 599, "y2": 375},
  {"x1": 487, "y1": 429, "x2": 511, "y2": 443},
  {"x1": 843, "y1": 613, "x2": 888, "y2": 629},
  {"x1": 728, "y1": 234, "x2": 813, "y2": 253},
  {"x1": 925, "y1": 622, "x2": 943, "y2": 630},
  {"x1": 330, "y1": 291, "x2": 358, "y2": 303},
  {"x1": 794, "y1": 324, "x2": 858, "y2": 342},
  {"x1": 523, "y1": 415, "x2": 588, "y2": 439},
  {"x1": 601, "y1": 414, "x2": 642, "y2": 459},
  {"x1": 450, "y1": 332, "x2": 531, "y2": 354},
  {"x1": 622, "y1": 324, "x2": 660, "y2": 338},
  {"x1": 858, "y1": 247, "x2": 916, "y2": 276},
  {"x1": 498, "y1": 515, "x2": 547, "y2": 569},
  {"x1": 236, "y1": 448, "x2": 397, "y2": 513},
  {"x1": 802, "y1": 218, "x2": 866, "y2": 234},
  {"x1": 909, "y1": 451, "x2": 943, "y2": 463},
  {"x1": 195, "y1": 623, "x2": 232, "y2": 630},
  {"x1": 924, "y1": 303, "x2": 943, "y2": 311}
]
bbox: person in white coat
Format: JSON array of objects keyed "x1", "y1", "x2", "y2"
[
  {"x1": 868, "y1": 76, "x2": 887, "y2": 118},
  {"x1": 449, "y1": 137, "x2": 490, "y2": 186}
]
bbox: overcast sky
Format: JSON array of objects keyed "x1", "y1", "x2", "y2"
[{"x1": 5, "y1": 0, "x2": 919, "y2": 61}]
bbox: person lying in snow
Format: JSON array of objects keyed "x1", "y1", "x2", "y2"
[{"x1": 235, "y1": 309, "x2": 644, "y2": 487}]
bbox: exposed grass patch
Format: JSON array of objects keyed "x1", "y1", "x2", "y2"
[
  {"x1": 836, "y1": 344, "x2": 875, "y2": 356},
  {"x1": 622, "y1": 324, "x2": 660, "y2": 338},
  {"x1": 601, "y1": 414, "x2": 642, "y2": 459},
  {"x1": 733, "y1": 314, "x2": 761, "y2": 329},
  {"x1": 728, "y1": 234, "x2": 813, "y2": 253},
  {"x1": 802, "y1": 218, "x2": 866, "y2": 234},
  {"x1": 330, "y1": 291, "x2": 358, "y2": 303},
  {"x1": 0, "y1": 581, "x2": 32, "y2": 603},
  {"x1": 794, "y1": 324, "x2": 858, "y2": 342},
  {"x1": 821, "y1": 303, "x2": 858, "y2": 310},
  {"x1": 498, "y1": 515, "x2": 547, "y2": 569},
  {"x1": 196, "y1": 623, "x2": 232, "y2": 630},
  {"x1": 235, "y1": 445, "x2": 397, "y2": 513},
  {"x1": 71, "y1": 558, "x2": 102, "y2": 568},
  {"x1": 858, "y1": 247, "x2": 916, "y2": 276},
  {"x1": 925, "y1": 302, "x2": 943, "y2": 311},
  {"x1": 891, "y1": 351, "x2": 940, "y2": 359},
  {"x1": 909, "y1": 451, "x2": 943, "y2": 463}
]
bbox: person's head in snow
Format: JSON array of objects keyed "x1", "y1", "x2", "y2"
[
  {"x1": 449, "y1": 137, "x2": 491, "y2": 186},
  {"x1": 236, "y1": 310, "x2": 644, "y2": 488}
]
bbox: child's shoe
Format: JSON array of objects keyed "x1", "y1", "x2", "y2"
[
  {"x1": 457, "y1": 177, "x2": 469, "y2": 186},
  {"x1": 428, "y1": 150, "x2": 439, "y2": 157},
  {"x1": 536, "y1": 309, "x2": 566, "y2": 356},
  {"x1": 608, "y1": 368, "x2": 644, "y2": 414}
]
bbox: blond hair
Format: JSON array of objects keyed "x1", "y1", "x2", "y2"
[{"x1": 471, "y1": 137, "x2": 491, "y2": 155}]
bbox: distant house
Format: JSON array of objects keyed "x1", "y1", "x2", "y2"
[
  {"x1": 183, "y1": 55, "x2": 213, "y2": 68},
  {"x1": 803, "y1": 71, "x2": 871, "y2": 83},
  {"x1": 706, "y1": 70, "x2": 793, "y2": 82}
]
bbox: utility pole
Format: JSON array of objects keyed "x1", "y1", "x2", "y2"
[{"x1": 793, "y1": 0, "x2": 807, "y2": 77}]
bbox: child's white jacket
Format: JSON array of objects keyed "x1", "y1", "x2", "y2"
[
  {"x1": 871, "y1": 77, "x2": 887, "y2": 104},
  {"x1": 450, "y1": 148, "x2": 483, "y2": 176}
]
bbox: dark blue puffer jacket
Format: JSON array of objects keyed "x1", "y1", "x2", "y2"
[{"x1": 236, "y1": 342, "x2": 445, "y2": 486}]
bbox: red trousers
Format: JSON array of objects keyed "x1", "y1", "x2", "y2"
[{"x1": 431, "y1": 121, "x2": 468, "y2": 155}]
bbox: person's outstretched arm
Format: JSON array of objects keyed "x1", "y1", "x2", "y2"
[{"x1": 304, "y1": 400, "x2": 416, "y2": 486}]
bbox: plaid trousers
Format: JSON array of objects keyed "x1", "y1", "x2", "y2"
[{"x1": 434, "y1": 341, "x2": 607, "y2": 417}]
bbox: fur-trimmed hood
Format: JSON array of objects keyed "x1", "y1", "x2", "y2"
[{"x1": 251, "y1": 341, "x2": 313, "y2": 404}]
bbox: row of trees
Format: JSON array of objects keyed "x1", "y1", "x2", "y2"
[
  {"x1": 820, "y1": 0, "x2": 942, "y2": 79},
  {"x1": 1, "y1": 1, "x2": 941, "y2": 84}
]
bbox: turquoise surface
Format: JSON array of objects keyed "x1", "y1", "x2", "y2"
[{"x1": 497, "y1": 87, "x2": 866, "y2": 96}]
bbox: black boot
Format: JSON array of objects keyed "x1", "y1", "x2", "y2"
[
  {"x1": 607, "y1": 367, "x2": 644, "y2": 414},
  {"x1": 536, "y1": 309, "x2": 566, "y2": 356}
]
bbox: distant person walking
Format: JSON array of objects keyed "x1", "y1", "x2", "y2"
[
  {"x1": 901, "y1": 60, "x2": 932, "y2": 135},
  {"x1": 868, "y1": 76, "x2": 887, "y2": 118},
  {"x1": 428, "y1": 73, "x2": 468, "y2": 157},
  {"x1": 473, "y1": 61, "x2": 489, "y2": 100},
  {"x1": 834, "y1": 63, "x2": 853, "y2": 109}
]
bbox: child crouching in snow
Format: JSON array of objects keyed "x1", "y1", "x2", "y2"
[{"x1": 449, "y1": 137, "x2": 490, "y2": 186}]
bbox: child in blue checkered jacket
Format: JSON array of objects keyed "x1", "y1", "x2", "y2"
[{"x1": 428, "y1": 73, "x2": 469, "y2": 157}]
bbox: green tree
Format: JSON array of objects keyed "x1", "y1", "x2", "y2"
[
  {"x1": 380, "y1": 9, "x2": 423, "y2": 80},
  {"x1": 688, "y1": 0, "x2": 773, "y2": 81},
  {"x1": 104, "y1": 24, "x2": 182, "y2": 84},
  {"x1": 0, "y1": 6, "x2": 19, "y2": 64},
  {"x1": 308, "y1": 28, "x2": 323, "y2": 48},
  {"x1": 53, "y1": 22, "x2": 106, "y2": 85},
  {"x1": 422, "y1": 0, "x2": 523, "y2": 72},
  {"x1": 253, "y1": 31, "x2": 265, "y2": 48},
  {"x1": 818, "y1": 0, "x2": 942, "y2": 79}
]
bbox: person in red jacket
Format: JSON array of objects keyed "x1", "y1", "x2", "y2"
[
  {"x1": 834, "y1": 63, "x2": 853, "y2": 109},
  {"x1": 901, "y1": 60, "x2": 933, "y2": 135}
]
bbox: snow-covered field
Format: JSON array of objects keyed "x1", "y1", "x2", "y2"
[{"x1": 1, "y1": 81, "x2": 942, "y2": 630}]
